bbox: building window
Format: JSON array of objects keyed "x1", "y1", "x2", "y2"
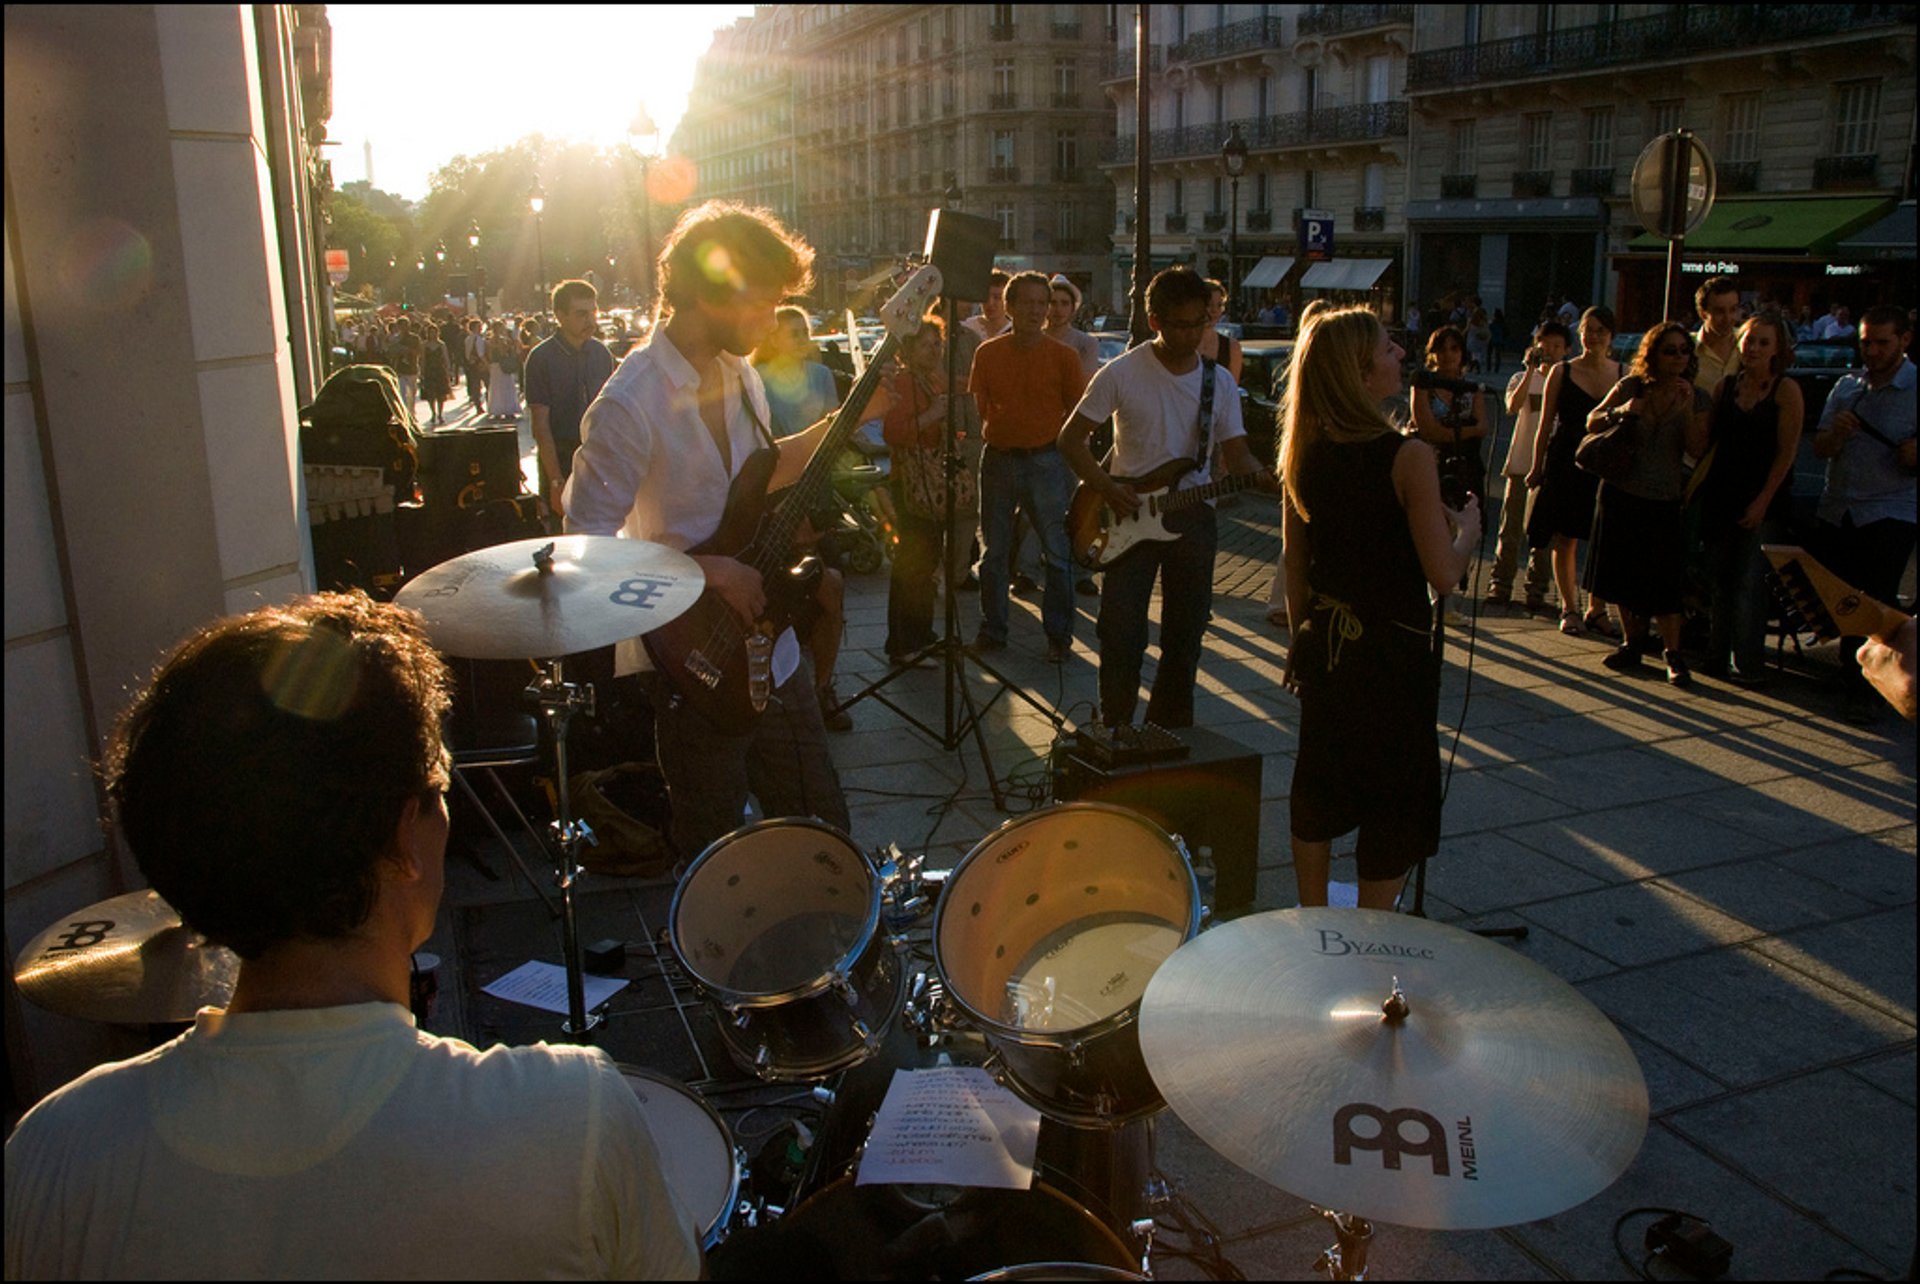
[
  {"x1": 1054, "y1": 58, "x2": 1077, "y2": 100},
  {"x1": 1171, "y1": 177, "x2": 1185, "y2": 213},
  {"x1": 1650, "y1": 99, "x2": 1684, "y2": 141},
  {"x1": 1175, "y1": 90, "x2": 1187, "y2": 130},
  {"x1": 1721, "y1": 93, "x2": 1761, "y2": 163},
  {"x1": 1363, "y1": 163, "x2": 1385, "y2": 210},
  {"x1": 1055, "y1": 131, "x2": 1079, "y2": 172},
  {"x1": 1525, "y1": 112, "x2": 1552, "y2": 171},
  {"x1": 1257, "y1": 74, "x2": 1270, "y2": 119},
  {"x1": 1585, "y1": 107, "x2": 1614, "y2": 169},
  {"x1": 1255, "y1": 172, "x2": 1270, "y2": 211},
  {"x1": 1301, "y1": 170, "x2": 1315, "y2": 209},
  {"x1": 1212, "y1": 175, "x2": 1224, "y2": 213},
  {"x1": 994, "y1": 4, "x2": 1015, "y2": 27},
  {"x1": 997, "y1": 203, "x2": 1016, "y2": 242},
  {"x1": 1057, "y1": 203, "x2": 1081, "y2": 245},
  {"x1": 994, "y1": 59, "x2": 1015, "y2": 96},
  {"x1": 992, "y1": 129, "x2": 1016, "y2": 168},
  {"x1": 1213, "y1": 83, "x2": 1225, "y2": 124},
  {"x1": 1450, "y1": 120, "x2": 1476, "y2": 175},
  {"x1": 1832, "y1": 80, "x2": 1881, "y2": 156},
  {"x1": 896, "y1": 28, "x2": 908, "y2": 63}
]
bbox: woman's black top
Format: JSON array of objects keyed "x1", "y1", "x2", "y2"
[
  {"x1": 1699, "y1": 373, "x2": 1790, "y2": 530},
  {"x1": 1296, "y1": 432, "x2": 1430, "y2": 639}
]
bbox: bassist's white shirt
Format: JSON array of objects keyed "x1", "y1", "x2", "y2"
[
  {"x1": 565, "y1": 329, "x2": 774, "y2": 675},
  {"x1": 1071, "y1": 343, "x2": 1245, "y2": 491}
]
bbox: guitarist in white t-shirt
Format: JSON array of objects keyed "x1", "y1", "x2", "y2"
[{"x1": 1058, "y1": 267, "x2": 1278, "y2": 728}]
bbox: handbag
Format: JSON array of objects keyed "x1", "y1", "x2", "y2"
[
  {"x1": 1575, "y1": 410, "x2": 1639, "y2": 484},
  {"x1": 895, "y1": 373, "x2": 976, "y2": 518}
]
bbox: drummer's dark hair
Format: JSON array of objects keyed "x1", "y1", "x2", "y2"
[{"x1": 102, "y1": 591, "x2": 451, "y2": 959}]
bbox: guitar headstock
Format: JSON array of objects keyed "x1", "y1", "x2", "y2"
[
  {"x1": 1762, "y1": 544, "x2": 1904, "y2": 642},
  {"x1": 878, "y1": 265, "x2": 944, "y2": 339}
]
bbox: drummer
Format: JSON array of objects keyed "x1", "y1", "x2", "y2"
[{"x1": 2, "y1": 592, "x2": 701, "y2": 1280}]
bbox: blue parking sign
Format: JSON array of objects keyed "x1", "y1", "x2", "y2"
[{"x1": 1300, "y1": 208, "x2": 1335, "y2": 261}]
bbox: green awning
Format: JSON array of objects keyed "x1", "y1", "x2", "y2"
[{"x1": 1627, "y1": 195, "x2": 1894, "y2": 254}]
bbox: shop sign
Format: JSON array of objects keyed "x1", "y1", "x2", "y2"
[
  {"x1": 1680, "y1": 260, "x2": 1739, "y2": 274},
  {"x1": 1825, "y1": 264, "x2": 1867, "y2": 276}
]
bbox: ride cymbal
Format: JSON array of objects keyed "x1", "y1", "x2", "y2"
[
  {"x1": 395, "y1": 535, "x2": 704, "y2": 660},
  {"x1": 1138, "y1": 908, "x2": 1647, "y2": 1230},
  {"x1": 15, "y1": 890, "x2": 238, "y2": 1025}
]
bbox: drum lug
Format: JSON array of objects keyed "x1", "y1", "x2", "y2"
[
  {"x1": 731, "y1": 1007, "x2": 753, "y2": 1029},
  {"x1": 832, "y1": 972, "x2": 860, "y2": 1007},
  {"x1": 752, "y1": 1044, "x2": 774, "y2": 1076},
  {"x1": 1065, "y1": 1037, "x2": 1087, "y2": 1070},
  {"x1": 851, "y1": 1017, "x2": 878, "y2": 1051}
]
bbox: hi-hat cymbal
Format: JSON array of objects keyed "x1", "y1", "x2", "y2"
[
  {"x1": 1138, "y1": 908, "x2": 1647, "y2": 1231},
  {"x1": 395, "y1": 535, "x2": 704, "y2": 660},
  {"x1": 15, "y1": 890, "x2": 238, "y2": 1025}
]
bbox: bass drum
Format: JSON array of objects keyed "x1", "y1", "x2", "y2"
[
  {"x1": 934, "y1": 802, "x2": 1200, "y2": 1126},
  {"x1": 670, "y1": 818, "x2": 904, "y2": 1080},
  {"x1": 617, "y1": 1066, "x2": 742, "y2": 1248},
  {"x1": 776, "y1": 1177, "x2": 1143, "y2": 1281}
]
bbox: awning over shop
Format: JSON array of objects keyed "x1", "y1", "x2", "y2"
[
  {"x1": 1240, "y1": 256, "x2": 1295, "y2": 290},
  {"x1": 1626, "y1": 195, "x2": 1894, "y2": 254},
  {"x1": 1301, "y1": 258, "x2": 1394, "y2": 290},
  {"x1": 1835, "y1": 201, "x2": 1916, "y2": 261}
]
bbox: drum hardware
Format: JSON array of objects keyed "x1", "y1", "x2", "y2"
[{"x1": 1311, "y1": 1207, "x2": 1375, "y2": 1281}]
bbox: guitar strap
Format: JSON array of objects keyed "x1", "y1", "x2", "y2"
[
  {"x1": 1193, "y1": 355, "x2": 1217, "y2": 467},
  {"x1": 739, "y1": 378, "x2": 777, "y2": 451}
]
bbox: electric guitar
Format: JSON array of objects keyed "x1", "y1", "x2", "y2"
[
  {"x1": 1762, "y1": 545, "x2": 1907, "y2": 642},
  {"x1": 1066, "y1": 459, "x2": 1258, "y2": 570},
  {"x1": 643, "y1": 264, "x2": 943, "y2": 733}
]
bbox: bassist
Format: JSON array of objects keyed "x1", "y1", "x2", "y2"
[
  {"x1": 1059, "y1": 267, "x2": 1277, "y2": 728},
  {"x1": 564, "y1": 202, "x2": 851, "y2": 861}
]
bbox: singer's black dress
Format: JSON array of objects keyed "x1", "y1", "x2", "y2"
[{"x1": 1288, "y1": 431, "x2": 1441, "y2": 880}]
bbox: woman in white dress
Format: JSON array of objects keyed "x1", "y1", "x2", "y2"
[{"x1": 486, "y1": 321, "x2": 521, "y2": 421}]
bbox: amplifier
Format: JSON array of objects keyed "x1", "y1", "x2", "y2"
[
  {"x1": 417, "y1": 425, "x2": 525, "y2": 514},
  {"x1": 1053, "y1": 724, "x2": 1262, "y2": 917}
]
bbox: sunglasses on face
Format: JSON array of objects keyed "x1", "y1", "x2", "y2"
[{"x1": 1656, "y1": 345, "x2": 1690, "y2": 357}]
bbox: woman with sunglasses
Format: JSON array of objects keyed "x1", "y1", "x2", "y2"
[
  {"x1": 1583, "y1": 323, "x2": 1714, "y2": 685},
  {"x1": 1695, "y1": 313, "x2": 1804, "y2": 688}
]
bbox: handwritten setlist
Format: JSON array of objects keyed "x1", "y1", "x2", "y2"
[{"x1": 856, "y1": 1068, "x2": 1041, "y2": 1190}]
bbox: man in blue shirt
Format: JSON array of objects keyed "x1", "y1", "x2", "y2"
[
  {"x1": 525, "y1": 279, "x2": 616, "y2": 519},
  {"x1": 1812, "y1": 305, "x2": 1917, "y2": 722}
]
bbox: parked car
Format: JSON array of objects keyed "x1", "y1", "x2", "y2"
[
  {"x1": 1237, "y1": 338, "x2": 1294, "y2": 467},
  {"x1": 1091, "y1": 331, "x2": 1131, "y2": 366}
]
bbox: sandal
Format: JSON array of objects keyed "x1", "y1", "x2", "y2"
[
  {"x1": 1583, "y1": 611, "x2": 1621, "y2": 639},
  {"x1": 1558, "y1": 610, "x2": 1585, "y2": 637}
]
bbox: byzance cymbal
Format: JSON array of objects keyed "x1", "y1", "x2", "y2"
[
  {"x1": 395, "y1": 535, "x2": 705, "y2": 660},
  {"x1": 1138, "y1": 908, "x2": 1647, "y2": 1231},
  {"x1": 15, "y1": 890, "x2": 238, "y2": 1025}
]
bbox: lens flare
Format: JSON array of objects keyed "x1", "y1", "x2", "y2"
[
  {"x1": 259, "y1": 628, "x2": 360, "y2": 722},
  {"x1": 57, "y1": 218, "x2": 153, "y2": 314}
]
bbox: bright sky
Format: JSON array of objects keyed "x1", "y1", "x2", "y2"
[{"x1": 325, "y1": 4, "x2": 757, "y2": 203}]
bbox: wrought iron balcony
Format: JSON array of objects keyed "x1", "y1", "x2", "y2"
[
  {"x1": 987, "y1": 165, "x2": 1020, "y2": 184},
  {"x1": 1052, "y1": 21, "x2": 1082, "y2": 39},
  {"x1": 1053, "y1": 167, "x2": 1084, "y2": 184},
  {"x1": 1103, "y1": 46, "x2": 1165, "y2": 82},
  {"x1": 988, "y1": 92, "x2": 1019, "y2": 110},
  {"x1": 1814, "y1": 154, "x2": 1878, "y2": 190},
  {"x1": 1165, "y1": 212, "x2": 1189, "y2": 232},
  {"x1": 1512, "y1": 169, "x2": 1554, "y2": 198},
  {"x1": 1099, "y1": 101, "x2": 1408, "y2": 164},
  {"x1": 1570, "y1": 167, "x2": 1614, "y2": 197},
  {"x1": 1169, "y1": 15, "x2": 1285, "y2": 64},
  {"x1": 1440, "y1": 173, "x2": 1477, "y2": 199},
  {"x1": 1354, "y1": 207, "x2": 1386, "y2": 232},
  {"x1": 1717, "y1": 160, "x2": 1761, "y2": 193},
  {"x1": 1247, "y1": 208, "x2": 1273, "y2": 231},
  {"x1": 1298, "y1": 4, "x2": 1414, "y2": 37},
  {"x1": 1052, "y1": 93, "x2": 1081, "y2": 109},
  {"x1": 1409, "y1": 5, "x2": 1910, "y2": 92},
  {"x1": 1204, "y1": 211, "x2": 1228, "y2": 231},
  {"x1": 990, "y1": 23, "x2": 1016, "y2": 42}
]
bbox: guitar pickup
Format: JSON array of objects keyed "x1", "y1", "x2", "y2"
[{"x1": 684, "y1": 651, "x2": 722, "y2": 689}]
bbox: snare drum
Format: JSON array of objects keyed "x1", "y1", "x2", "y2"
[
  {"x1": 618, "y1": 1066, "x2": 742, "y2": 1248},
  {"x1": 777, "y1": 1177, "x2": 1142, "y2": 1281},
  {"x1": 934, "y1": 803, "x2": 1199, "y2": 1127},
  {"x1": 670, "y1": 818, "x2": 905, "y2": 1080}
]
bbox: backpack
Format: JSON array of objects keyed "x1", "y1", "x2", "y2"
[{"x1": 299, "y1": 364, "x2": 422, "y2": 501}]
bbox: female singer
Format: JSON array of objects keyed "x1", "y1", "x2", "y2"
[{"x1": 1281, "y1": 308, "x2": 1481, "y2": 910}]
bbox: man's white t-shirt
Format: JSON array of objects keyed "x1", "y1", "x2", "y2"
[
  {"x1": 1071, "y1": 343, "x2": 1245, "y2": 491},
  {"x1": 3, "y1": 1004, "x2": 702, "y2": 1280},
  {"x1": 1502, "y1": 367, "x2": 1550, "y2": 476}
]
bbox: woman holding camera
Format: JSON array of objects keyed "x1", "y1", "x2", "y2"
[
  {"x1": 1527, "y1": 306, "x2": 1624, "y2": 637},
  {"x1": 1584, "y1": 323, "x2": 1714, "y2": 686},
  {"x1": 1697, "y1": 313, "x2": 1803, "y2": 687},
  {"x1": 1281, "y1": 308, "x2": 1481, "y2": 910}
]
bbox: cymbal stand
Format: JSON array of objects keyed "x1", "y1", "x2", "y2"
[
  {"x1": 1310, "y1": 1207, "x2": 1374, "y2": 1281},
  {"x1": 525, "y1": 649, "x2": 601, "y2": 1041}
]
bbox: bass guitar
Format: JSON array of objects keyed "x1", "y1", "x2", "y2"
[
  {"x1": 643, "y1": 264, "x2": 943, "y2": 733},
  {"x1": 1066, "y1": 459, "x2": 1257, "y2": 570}
]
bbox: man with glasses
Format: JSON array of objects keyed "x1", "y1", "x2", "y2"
[
  {"x1": 1059, "y1": 267, "x2": 1277, "y2": 727},
  {"x1": 526, "y1": 279, "x2": 616, "y2": 520}
]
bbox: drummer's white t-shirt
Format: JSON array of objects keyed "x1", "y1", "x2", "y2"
[
  {"x1": 3, "y1": 1003, "x2": 701, "y2": 1281},
  {"x1": 1071, "y1": 343, "x2": 1245, "y2": 491},
  {"x1": 563, "y1": 330, "x2": 779, "y2": 676}
]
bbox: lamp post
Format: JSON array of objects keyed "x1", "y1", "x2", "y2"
[
  {"x1": 529, "y1": 179, "x2": 547, "y2": 311},
  {"x1": 628, "y1": 105, "x2": 659, "y2": 318},
  {"x1": 468, "y1": 222, "x2": 485, "y2": 319},
  {"x1": 434, "y1": 241, "x2": 446, "y2": 308},
  {"x1": 1221, "y1": 124, "x2": 1248, "y2": 320}
]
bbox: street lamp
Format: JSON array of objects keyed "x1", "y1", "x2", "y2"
[
  {"x1": 1221, "y1": 124, "x2": 1248, "y2": 320},
  {"x1": 529, "y1": 179, "x2": 547, "y2": 310},
  {"x1": 628, "y1": 105, "x2": 659, "y2": 317},
  {"x1": 468, "y1": 222, "x2": 486, "y2": 319}
]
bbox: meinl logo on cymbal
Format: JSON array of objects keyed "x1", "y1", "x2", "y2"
[
  {"x1": 1312, "y1": 929, "x2": 1436, "y2": 959},
  {"x1": 1331, "y1": 1104, "x2": 1481, "y2": 1181}
]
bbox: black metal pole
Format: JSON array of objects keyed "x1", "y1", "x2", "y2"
[
  {"x1": 1661, "y1": 131, "x2": 1690, "y2": 323},
  {"x1": 1131, "y1": 4, "x2": 1152, "y2": 346}
]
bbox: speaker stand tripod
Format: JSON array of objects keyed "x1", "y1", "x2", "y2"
[{"x1": 837, "y1": 295, "x2": 1064, "y2": 810}]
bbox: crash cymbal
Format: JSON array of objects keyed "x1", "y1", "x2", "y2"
[
  {"x1": 1138, "y1": 909, "x2": 1646, "y2": 1231},
  {"x1": 395, "y1": 535, "x2": 704, "y2": 660},
  {"x1": 15, "y1": 890, "x2": 238, "y2": 1025}
]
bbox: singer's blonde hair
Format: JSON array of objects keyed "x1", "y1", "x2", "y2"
[{"x1": 1279, "y1": 307, "x2": 1398, "y2": 520}]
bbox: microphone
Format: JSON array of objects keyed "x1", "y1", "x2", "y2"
[{"x1": 1411, "y1": 369, "x2": 1494, "y2": 396}]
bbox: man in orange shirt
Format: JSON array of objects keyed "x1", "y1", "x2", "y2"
[{"x1": 969, "y1": 271, "x2": 1089, "y2": 662}]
